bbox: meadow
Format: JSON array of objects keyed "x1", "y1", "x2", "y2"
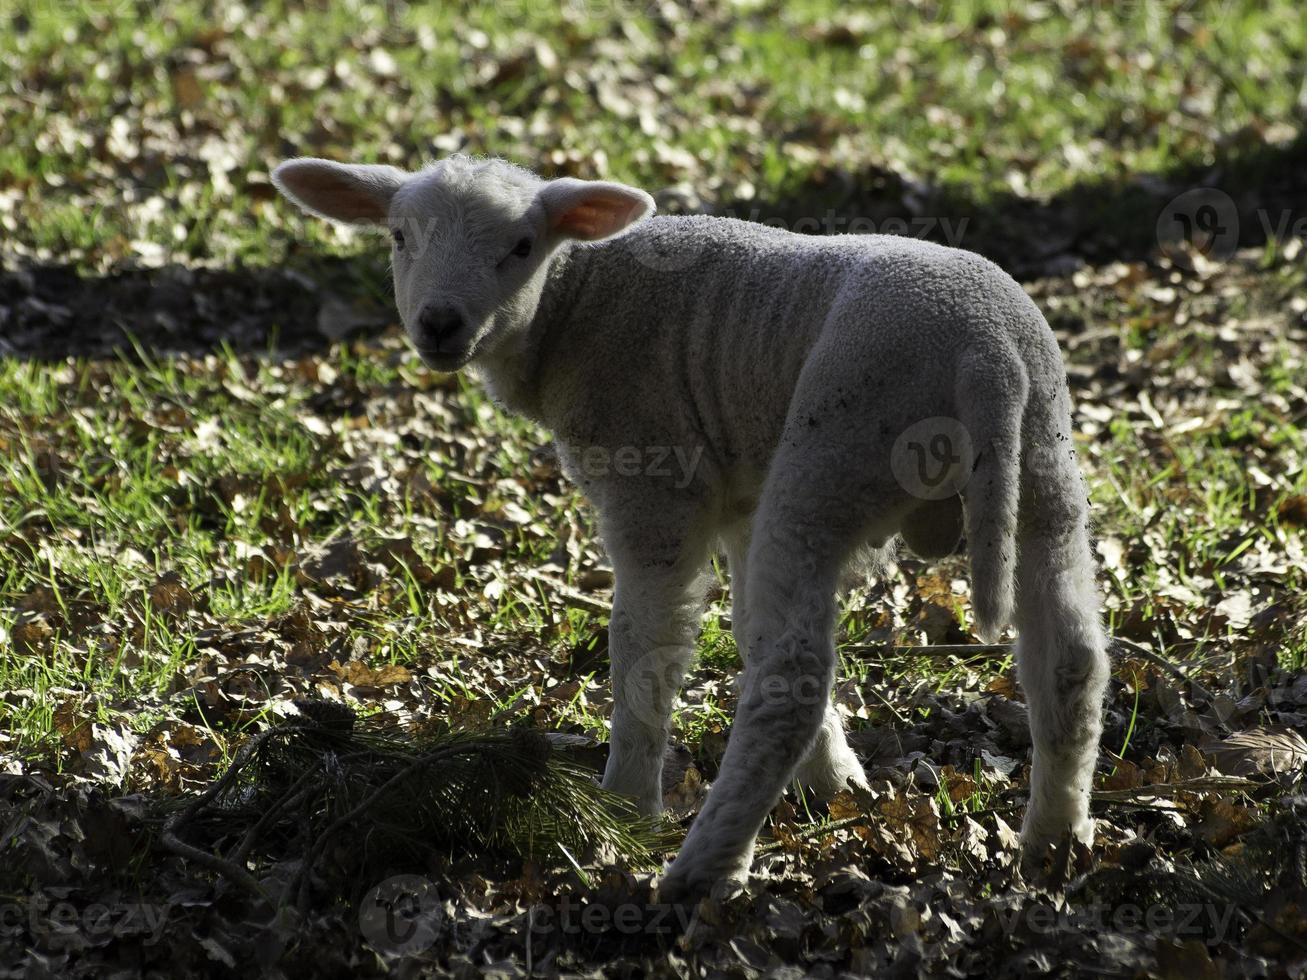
[{"x1": 2, "y1": 1, "x2": 1305, "y2": 975}]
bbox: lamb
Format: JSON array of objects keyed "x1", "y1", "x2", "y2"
[{"x1": 272, "y1": 154, "x2": 1111, "y2": 902}]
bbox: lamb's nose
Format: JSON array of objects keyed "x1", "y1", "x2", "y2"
[{"x1": 417, "y1": 304, "x2": 463, "y2": 347}]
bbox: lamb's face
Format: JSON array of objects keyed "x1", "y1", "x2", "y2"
[
  {"x1": 387, "y1": 167, "x2": 551, "y2": 372},
  {"x1": 273, "y1": 155, "x2": 656, "y2": 373}
]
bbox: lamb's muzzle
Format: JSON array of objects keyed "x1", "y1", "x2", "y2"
[
  {"x1": 273, "y1": 153, "x2": 1111, "y2": 903},
  {"x1": 417, "y1": 303, "x2": 463, "y2": 347}
]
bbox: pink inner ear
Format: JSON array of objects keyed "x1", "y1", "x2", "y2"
[
  {"x1": 291, "y1": 170, "x2": 389, "y2": 223},
  {"x1": 551, "y1": 194, "x2": 640, "y2": 240}
]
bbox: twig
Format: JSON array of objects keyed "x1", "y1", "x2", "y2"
[
  {"x1": 1090, "y1": 775, "x2": 1259, "y2": 802},
  {"x1": 523, "y1": 570, "x2": 612, "y2": 616},
  {"x1": 290, "y1": 743, "x2": 471, "y2": 909},
  {"x1": 160, "y1": 726, "x2": 304, "y2": 906},
  {"x1": 844, "y1": 635, "x2": 1218, "y2": 712},
  {"x1": 508, "y1": 576, "x2": 1217, "y2": 708},
  {"x1": 753, "y1": 815, "x2": 874, "y2": 857},
  {"x1": 1110, "y1": 635, "x2": 1218, "y2": 702},
  {"x1": 864, "y1": 683, "x2": 910, "y2": 724},
  {"x1": 846, "y1": 642, "x2": 1014, "y2": 660},
  {"x1": 231, "y1": 757, "x2": 327, "y2": 864},
  {"x1": 751, "y1": 775, "x2": 1259, "y2": 860},
  {"x1": 160, "y1": 826, "x2": 271, "y2": 906},
  {"x1": 939, "y1": 803, "x2": 1024, "y2": 822},
  {"x1": 1088, "y1": 800, "x2": 1190, "y2": 814}
]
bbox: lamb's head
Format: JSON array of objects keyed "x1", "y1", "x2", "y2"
[{"x1": 273, "y1": 155, "x2": 654, "y2": 371}]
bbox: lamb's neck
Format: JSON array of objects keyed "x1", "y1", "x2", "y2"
[{"x1": 471, "y1": 243, "x2": 592, "y2": 426}]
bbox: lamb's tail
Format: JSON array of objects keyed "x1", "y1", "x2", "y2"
[{"x1": 957, "y1": 350, "x2": 1028, "y2": 642}]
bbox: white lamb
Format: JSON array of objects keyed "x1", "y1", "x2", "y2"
[{"x1": 272, "y1": 155, "x2": 1111, "y2": 902}]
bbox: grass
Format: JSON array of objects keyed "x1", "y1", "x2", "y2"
[
  {"x1": 0, "y1": 0, "x2": 1304, "y2": 269},
  {"x1": 4, "y1": 246, "x2": 1305, "y2": 758},
  {"x1": 0, "y1": 0, "x2": 1299, "y2": 777}
]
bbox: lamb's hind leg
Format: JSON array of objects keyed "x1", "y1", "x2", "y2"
[
  {"x1": 723, "y1": 525, "x2": 866, "y2": 801},
  {"x1": 661, "y1": 449, "x2": 906, "y2": 900},
  {"x1": 1015, "y1": 444, "x2": 1111, "y2": 853}
]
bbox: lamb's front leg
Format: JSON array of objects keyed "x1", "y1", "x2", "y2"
[{"x1": 601, "y1": 566, "x2": 707, "y2": 815}]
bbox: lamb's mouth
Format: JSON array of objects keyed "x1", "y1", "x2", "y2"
[{"x1": 414, "y1": 344, "x2": 474, "y2": 371}]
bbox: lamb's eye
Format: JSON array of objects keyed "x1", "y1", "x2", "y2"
[
  {"x1": 511, "y1": 237, "x2": 533, "y2": 259},
  {"x1": 391, "y1": 228, "x2": 406, "y2": 251}
]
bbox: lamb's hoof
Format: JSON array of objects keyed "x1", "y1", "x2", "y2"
[
  {"x1": 656, "y1": 855, "x2": 749, "y2": 908},
  {"x1": 1018, "y1": 838, "x2": 1052, "y2": 877},
  {"x1": 796, "y1": 759, "x2": 869, "y2": 802},
  {"x1": 1020, "y1": 812, "x2": 1094, "y2": 853},
  {"x1": 1018, "y1": 819, "x2": 1095, "y2": 883},
  {"x1": 654, "y1": 873, "x2": 701, "y2": 909}
]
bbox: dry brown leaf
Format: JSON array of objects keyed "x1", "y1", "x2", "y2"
[
  {"x1": 1194, "y1": 798, "x2": 1257, "y2": 847},
  {"x1": 329, "y1": 659, "x2": 411, "y2": 688},
  {"x1": 1200, "y1": 725, "x2": 1307, "y2": 777}
]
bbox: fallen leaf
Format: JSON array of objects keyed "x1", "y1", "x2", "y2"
[{"x1": 1200, "y1": 726, "x2": 1307, "y2": 777}]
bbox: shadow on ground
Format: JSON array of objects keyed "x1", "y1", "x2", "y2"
[
  {"x1": 0, "y1": 254, "x2": 393, "y2": 362},
  {"x1": 3, "y1": 135, "x2": 1303, "y2": 362},
  {"x1": 737, "y1": 130, "x2": 1307, "y2": 276}
]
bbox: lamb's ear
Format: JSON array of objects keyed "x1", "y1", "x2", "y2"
[
  {"x1": 272, "y1": 158, "x2": 408, "y2": 225},
  {"x1": 537, "y1": 177, "x2": 655, "y2": 242}
]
